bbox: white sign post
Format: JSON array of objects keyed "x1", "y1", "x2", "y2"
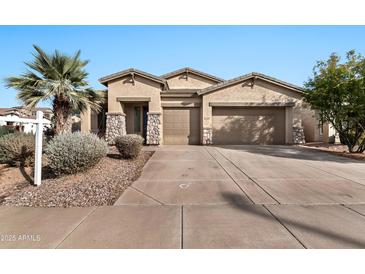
[
  {"x1": 34, "y1": 111, "x2": 44, "y2": 186},
  {"x1": 0, "y1": 110, "x2": 50, "y2": 186}
]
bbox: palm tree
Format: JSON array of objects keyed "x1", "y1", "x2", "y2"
[{"x1": 5, "y1": 45, "x2": 102, "y2": 135}]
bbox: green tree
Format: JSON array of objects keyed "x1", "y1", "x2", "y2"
[
  {"x1": 305, "y1": 50, "x2": 365, "y2": 153},
  {"x1": 5, "y1": 45, "x2": 102, "y2": 135}
]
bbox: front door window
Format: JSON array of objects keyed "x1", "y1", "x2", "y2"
[{"x1": 134, "y1": 106, "x2": 141, "y2": 133}]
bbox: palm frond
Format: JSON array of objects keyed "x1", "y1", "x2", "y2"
[{"x1": 5, "y1": 45, "x2": 102, "y2": 129}]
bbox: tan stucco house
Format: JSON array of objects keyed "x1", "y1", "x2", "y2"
[{"x1": 80, "y1": 67, "x2": 327, "y2": 145}]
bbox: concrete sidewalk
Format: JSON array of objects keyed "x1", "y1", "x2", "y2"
[
  {"x1": 1, "y1": 145, "x2": 365, "y2": 248},
  {"x1": 1, "y1": 204, "x2": 365, "y2": 248}
]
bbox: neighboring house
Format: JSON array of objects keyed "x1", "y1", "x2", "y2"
[
  {"x1": 29, "y1": 107, "x2": 54, "y2": 120},
  {"x1": 0, "y1": 106, "x2": 52, "y2": 134},
  {"x1": 328, "y1": 124, "x2": 341, "y2": 144},
  {"x1": 79, "y1": 91, "x2": 107, "y2": 135},
  {"x1": 80, "y1": 67, "x2": 328, "y2": 145}
]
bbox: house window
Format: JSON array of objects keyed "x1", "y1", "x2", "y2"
[{"x1": 134, "y1": 106, "x2": 141, "y2": 133}]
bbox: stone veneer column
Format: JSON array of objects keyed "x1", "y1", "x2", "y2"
[
  {"x1": 105, "y1": 112, "x2": 126, "y2": 144},
  {"x1": 202, "y1": 128, "x2": 213, "y2": 145},
  {"x1": 292, "y1": 126, "x2": 306, "y2": 144},
  {"x1": 146, "y1": 112, "x2": 161, "y2": 145}
]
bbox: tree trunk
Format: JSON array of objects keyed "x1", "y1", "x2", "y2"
[
  {"x1": 356, "y1": 137, "x2": 365, "y2": 153},
  {"x1": 339, "y1": 134, "x2": 347, "y2": 145},
  {"x1": 338, "y1": 131, "x2": 354, "y2": 153},
  {"x1": 53, "y1": 98, "x2": 72, "y2": 135}
]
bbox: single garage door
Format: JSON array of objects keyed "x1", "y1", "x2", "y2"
[
  {"x1": 163, "y1": 107, "x2": 200, "y2": 145},
  {"x1": 212, "y1": 107, "x2": 286, "y2": 145}
]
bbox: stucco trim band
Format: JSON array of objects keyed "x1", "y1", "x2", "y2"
[
  {"x1": 209, "y1": 101, "x2": 295, "y2": 107},
  {"x1": 161, "y1": 102, "x2": 201, "y2": 108},
  {"x1": 161, "y1": 93, "x2": 197, "y2": 98},
  {"x1": 106, "y1": 112, "x2": 126, "y2": 116},
  {"x1": 116, "y1": 96, "x2": 151, "y2": 102}
]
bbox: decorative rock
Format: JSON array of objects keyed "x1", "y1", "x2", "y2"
[
  {"x1": 202, "y1": 128, "x2": 213, "y2": 145},
  {"x1": 105, "y1": 113, "x2": 126, "y2": 144},
  {"x1": 292, "y1": 126, "x2": 306, "y2": 144},
  {"x1": 146, "y1": 113, "x2": 161, "y2": 145}
]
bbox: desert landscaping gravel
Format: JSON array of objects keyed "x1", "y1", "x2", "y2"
[
  {"x1": 1, "y1": 147, "x2": 153, "y2": 207},
  {"x1": 301, "y1": 143, "x2": 365, "y2": 161}
]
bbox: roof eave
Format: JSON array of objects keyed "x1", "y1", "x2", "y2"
[
  {"x1": 161, "y1": 67, "x2": 224, "y2": 83},
  {"x1": 99, "y1": 69, "x2": 168, "y2": 89},
  {"x1": 197, "y1": 73, "x2": 304, "y2": 96}
]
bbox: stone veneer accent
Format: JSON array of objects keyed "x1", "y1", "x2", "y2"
[
  {"x1": 105, "y1": 112, "x2": 126, "y2": 144},
  {"x1": 146, "y1": 113, "x2": 161, "y2": 145},
  {"x1": 292, "y1": 126, "x2": 306, "y2": 144},
  {"x1": 202, "y1": 128, "x2": 213, "y2": 145}
]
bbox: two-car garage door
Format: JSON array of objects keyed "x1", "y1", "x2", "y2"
[
  {"x1": 162, "y1": 106, "x2": 286, "y2": 145},
  {"x1": 212, "y1": 107, "x2": 286, "y2": 145}
]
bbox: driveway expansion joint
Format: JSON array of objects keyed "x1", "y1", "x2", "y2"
[
  {"x1": 303, "y1": 162, "x2": 365, "y2": 188},
  {"x1": 55, "y1": 207, "x2": 97, "y2": 249},
  {"x1": 342, "y1": 204, "x2": 365, "y2": 218},
  {"x1": 262, "y1": 205, "x2": 307, "y2": 249},
  {"x1": 129, "y1": 186, "x2": 165, "y2": 205},
  {"x1": 204, "y1": 147, "x2": 255, "y2": 204},
  {"x1": 211, "y1": 147, "x2": 281, "y2": 204}
]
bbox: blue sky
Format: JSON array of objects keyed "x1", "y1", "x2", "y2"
[{"x1": 1, "y1": 25, "x2": 365, "y2": 108}]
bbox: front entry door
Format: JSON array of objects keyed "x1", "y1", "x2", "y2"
[
  {"x1": 133, "y1": 105, "x2": 148, "y2": 142},
  {"x1": 142, "y1": 106, "x2": 148, "y2": 141}
]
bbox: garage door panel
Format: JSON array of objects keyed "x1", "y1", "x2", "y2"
[
  {"x1": 163, "y1": 108, "x2": 200, "y2": 145},
  {"x1": 212, "y1": 107, "x2": 285, "y2": 145}
]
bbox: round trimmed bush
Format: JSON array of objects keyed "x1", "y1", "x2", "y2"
[
  {"x1": 115, "y1": 134, "x2": 144, "y2": 159},
  {"x1": 0, "y1": 133, "x2": 35, "y2": 167},
  {"x1": 45, "y1": 132, "x2": 107, "y2": 175}
]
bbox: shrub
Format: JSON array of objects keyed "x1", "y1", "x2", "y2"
[
  {"x1": 115, "y1": 134, "x2": 144, "y2": 159},
  {"x1": 328, "y1": 135, "x2": 336, "y2": 144},
  {"x1": 0, "y1": 133, "x2": 35, "y2": 166},
  {"x1": 45, "y1": 132, "x2": 107, "y2": 175},
  {"x1": 44, "y1": 127, "x2": 55, "y2": 142},
  {"x1": 0, "y1": 126, "x2": 15, "y2": 137}
]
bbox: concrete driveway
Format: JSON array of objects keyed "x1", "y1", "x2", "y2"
[
  {"x1": 2, "y1": 145, "x2": 365, "y2": 248},
  {"x1": 117, "y1": 145, "x2": 365, "y2": 206},
  {"x1": 114, "y1": 145, "x2": 365, "y2": 248}
]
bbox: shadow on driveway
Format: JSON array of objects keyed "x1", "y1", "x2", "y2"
[
  {"x1": 221, "y1": 192, "x2": 365, "y2": 248},
  {"x1": 213, "y1": 145, "x2": 363, "y2": 163}
]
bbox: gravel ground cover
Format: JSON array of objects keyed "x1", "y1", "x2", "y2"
[
  {"x1": 301, "y1": 143, "x2": 365, "y2": 161},
  {"x1": 0, "y1": 164, "x2": 31, "y2": 204},
  {"x1": 0, "y1": 147, "x2": 153, "y2": 207}
]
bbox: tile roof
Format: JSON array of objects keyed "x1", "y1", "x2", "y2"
[
  {"x1": 99, "y1": 68, "x2": 168, "y2": 87},
  {"x1": 160, "y1": 67, "x2": 224, "y2": 83},
  {"x1": 198, "y1": 72, "x2": 305, "y2": 95}
]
